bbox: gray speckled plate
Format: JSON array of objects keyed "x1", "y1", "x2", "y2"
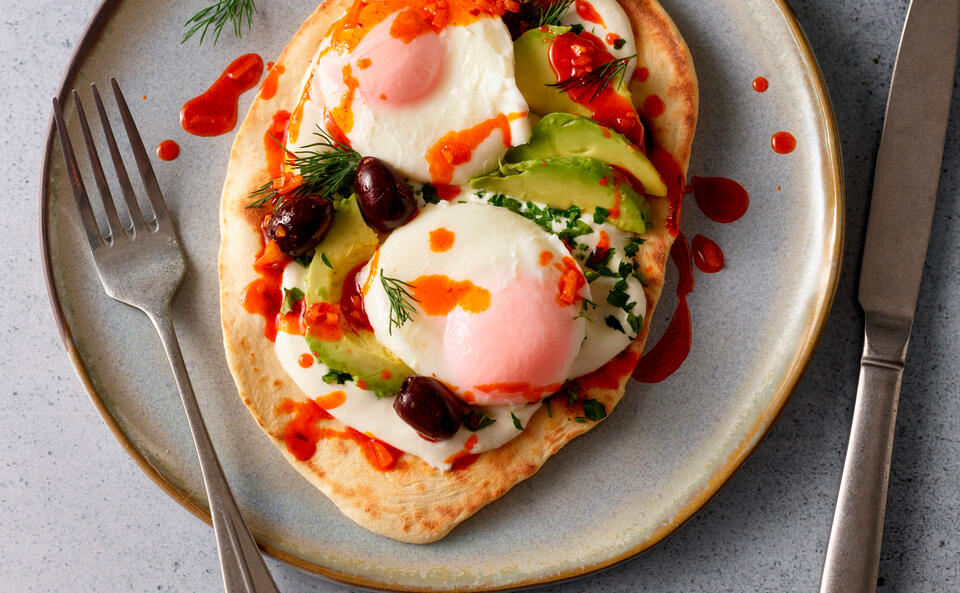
[{"x1": 41, "y1": 0, "x2": 842, "y2": 590}]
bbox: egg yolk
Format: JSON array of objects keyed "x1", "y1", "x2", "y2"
[
  {"x1": 442, "y1": 276, "x2": 583, "y2": 406},
  {"x1": 353, "y1": 15, "x2": 445, "y2": 107}
]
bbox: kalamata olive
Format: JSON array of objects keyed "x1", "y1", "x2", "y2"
[
  {"x1": 354, "y1": 156, "x2": 416, "y2": 232},
  {"x1": 265, "y1": 195, "x2": 334, "y2": 257},
  {"x1": 393, "y1": 376, "x2": 463, "y2": 441}
]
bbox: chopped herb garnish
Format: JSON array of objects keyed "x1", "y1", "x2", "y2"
[
  {"x1": 593, "y1": 206, "x2": 610, "y2": 224},
  {"x1": 421, "y1": 184, "x2": 440, "y2": 204},
  {"x1": 573, "y1": 416, "x2": 588, "y2": 423},
  {"x1": 583, "y1": 399, "x2": 607, "y2": 421},
  {"x1": 381, "y1": 270, "x2": 419, "y2": 335},
  {"x1": 547, "y1": 54, "x2": 636, "y2": 103},
  {"x1": 613, "y1": 38, "x2": 627, "y2": 50},
  {"x1": 280, "y1": 287, "x2": 304, "y2": 315},
  {"x1": 546, "y1": 398, "x2": 553, "y2": 417},
  {"x1": 511, "y1": 412, "x2": 523, "y2": 430},
  {"x1": 607, "y1": 286, "x2": 630, "y2": 308},
  {"x1": 563, "y1": 381, "x2": 582, "y2": 403},
  {"x1": 569, "y1": 23, "x2": 584, "y2": 35},
  {"x1": 322, "y1": 369, "x2": 352, "y2": 385},
  {"x1": 605, "y1": 315, "x2": 626, "y2": 333},
  {"x1": 464, "y1": 410, "x2": 496, "y2": 431},
  {"x1": 320, "y1": 252, "x2": 333, "y2": 269},
  {"x1": 576, "y1": 297, "x2": 597, "y2": 322},
  {"x1": 247, "y1": 125, "x2": 359, "y2": 210},
  {"x1": 624, "y1": 242, "x2": 640, "y2": 257},
  {"x1": 183, "y1": 0, "x2": 257, "y2": 45},
  {"x1": 293, "y1": 252, "x2": 315, "y2": 267},
  {"x1": 627, "y1": 311, "x2": 642, "y2": 334}
]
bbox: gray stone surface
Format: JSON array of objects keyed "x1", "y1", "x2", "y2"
[{"x1": 1, "y1": 0, "x2": 958, "y2": 591}]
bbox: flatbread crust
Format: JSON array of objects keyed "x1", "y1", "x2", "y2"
[{"x1": 219, "y1": 0, "x2": 697, "y2": 543}]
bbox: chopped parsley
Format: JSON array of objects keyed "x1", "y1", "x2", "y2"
[
  {"x1": 322, "y1": 369, "x2": 352, "y2": 385},
  {"x1": 583, "y1": 399, "x2": 607, "y2": 421},
  {"x1": 573, "y1": 416, "x2": 588, "y2": 423},
  {"x1": 320, "y1": 252, "x2": 333, "y2": 269},
  {"x1": 605, "y1": 315, "x2": 626, "y2": 333},
  {"x1": 562, "y1": 381, "x2": 582, "y2": 403},
  {"x1": 593, "y1": 206, "x2": 610, "y2": 224},
  {"x1": 511, "y1": 412, "x2": 523, "y2": 430},
  {"x1": 464, "y1": 410, "x2": 497, "y2": 431},
  {"x1": 279, "y1": 287, "x2": 304, "y2": 314},
  {"x1": 293, "y1": 252, "x2": 314, "y2": 267},
  {"x1": 613, "y1": 38, "x2": 627, "y2": 50},
  {"x1": 570, "y1": 23, "x2": 584, "y2": 35},
  {"x1": 420, "y1": 183, "x2": 440, "y2": 204}
]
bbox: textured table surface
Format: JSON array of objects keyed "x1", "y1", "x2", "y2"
[{"x1": 3, "y1": 0, "x2": 959, "y2": 591}]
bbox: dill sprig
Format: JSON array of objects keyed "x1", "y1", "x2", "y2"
[
  {"x1": 547, "y1": 54, "x2": 636, "y2": 103},
  {"x1": 380, "y1": 270, "x2": 419, "y2": 335},
  {"x1": 183, "y1": 0, "x2": 258, "y2": 45},
  {"x1": 247, "y1": 125, "x2": 360, "y2": 210},
  {"x1": 504, "y1": 0, "x2": 573, "y2": 39},
  {"x1": 536, "y1": 0, "x2": 574, "y2": 27}
]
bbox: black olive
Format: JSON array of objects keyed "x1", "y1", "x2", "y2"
[
  {"x1": 265, "y1": 195, "x2": 334, "y2": 257},
  {"x1": 354, "y1": 156, "x2": 416, "y2": 232},
  {"x1": 393, "y1": 376, "x2": 463, "y2": 441}
]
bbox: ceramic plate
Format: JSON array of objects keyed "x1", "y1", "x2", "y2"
[{"x1": 41, "y1": 0, "x2": 842, "y2": 589}]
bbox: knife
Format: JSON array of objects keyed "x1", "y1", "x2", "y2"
[{"x1": 819, "y1": 1, "x2": 960, "y2": 592}]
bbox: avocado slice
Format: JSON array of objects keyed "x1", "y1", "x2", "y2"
[
  {"x1": 470, "y1": 157, "x2": 649, "y2": 234},
  {"x1": 514, "y1": 26, "x2": 592, "y2": 117},
  {"x1": 304, "y1": 196, "x2": 378, "y2": 305},
  {"x1": 514, "y1": 27, "x2": 638, "y2": 120},
  {"x1": 306, "y1": 332, "x2": 414, "y2": 397},
  {"x1": 506, "y1": 113, "x2": 668, "y2": 197}
]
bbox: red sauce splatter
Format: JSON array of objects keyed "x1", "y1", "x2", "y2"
[
  {"x1": 241, "y1": 240, "x2": 289, "y2": 341},
  {"x1": 642, "y1": 94, "x2": 665, "y2": 118},
  {"x1": 180, "y1": 53, "x2": 264, "y2": 137},
  {"x1": 633, "y1": 234, "x2": 693, "y2": 383},
  {"x1": 435, "y1": 184, "x2": 462, "y2": 200},
  {"x1": 690, "y1": 176, "x2": 750, "y2": 223},
  {"x1": 577, "y1": 348, "x2": 641, "y2": 391},
  {"x1": 648, "y1": 146, "x2": 686, "y2": 236},
  {"x1": 275, "y1": 398, "x2": 333, "y2": 461},
  {"x1": 752, "y1": 76, "x2": 769, "y2": 92},
  {"x1": 274, "y1": 398, "x2": 403, "y2": 470},
  {"x1": 264, "y1": 110, "x2": 291, "y2": 178},
  {"x1": 324, "y1": 114, "x2": 352, "y2": 149},
  {"x1": 772, "y1": 131, "x2": 796, "y2": 154},
  {"x1": 549, "y1": 31, "x2": 645, "y2": 148},
  {"x1": 156, "y1": 140, "x2": 179, "y2": 161},
  {"x1": 304, "y1": 302, "x2": 344, "y2": 342},
  {"x1": 605, "y1": 32, "x2": 621, "y2": 46},
  {"x1": 341, "y1": 263, "x2": 374, "y2": 331},
  {"x1": 259, "y1": 62, "x2": 285, "y2": 100},
  {"x1": 575, "y1": 0, "x2": 605, "y2": 25},
  {"x1": 444, "y1": 434, "x2": 479, "y2": 466},
  {"x1": 691, "y1": 234, "x2": 724, "y2": 273},
  {"x1": 298, "y1": 353, "x2": 315, "y2": 368},
  {"x1": 633, "y1": 66, "x2": 649, "y2": 82},
  {"x1": 451, "y1": 453, "x2": 480, "y2": 470},
  {"x1": 426, "y1": 113, "x2": 516, "y2": 185}
]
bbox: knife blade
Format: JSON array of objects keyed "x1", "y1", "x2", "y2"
[{"x1": 820, "y1": 2, "x2": 959, "y2": 592}]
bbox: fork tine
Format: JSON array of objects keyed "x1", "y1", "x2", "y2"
[
  {"x1": 90, "y1": 82, "x2": 148, "y2": 233},
  {"x1": 110, "y1": 78, "x2": 172, "y2": 227},
  {"x1": 52, "y1": 97, "x2": 105, "y2": 250},
  {"x1": 73, "y1": 89, "x2": 127, "y2": 243}
]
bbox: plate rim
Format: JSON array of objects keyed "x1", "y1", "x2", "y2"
[{"x1": 39, "y1": 0, "x2": 845, "y2": 590}]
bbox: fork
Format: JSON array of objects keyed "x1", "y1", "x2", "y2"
[{"x1": 52, "y1": 79, "x2": 280, "y2": 593}]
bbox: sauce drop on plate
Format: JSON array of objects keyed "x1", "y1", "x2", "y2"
[
  {"x1": 691, "y1": 234, "x2": 724, "y2": 273},
  {"x1": 156, "y1": 139, "x2": 179, "y2": 161},
  {"x1": 752, "y1": 76, "x2": 769, "y2": 92},
  {"x1": 771, "y1": 131, "x2": 797, "y2": 154},
  {"x1": 180, "y1": 53, "x2": 264, "y2": 137},
  {"x1": 690, "y1": 176, "x2": 749, "y2": 223}
]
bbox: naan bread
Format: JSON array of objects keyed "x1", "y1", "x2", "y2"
[{"x1": 219, "y1": 0, "x2": 697, "y2": 543}]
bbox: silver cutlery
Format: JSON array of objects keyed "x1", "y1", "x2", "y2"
[
  {"x1": 820, "y1": 1, "x2": 960, "y2": 591},
  {"x1": 52, "y1": 79, "x2": 281, "y2": 593}
]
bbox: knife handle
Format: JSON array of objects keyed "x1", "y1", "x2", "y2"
[{"x1": 820, "y1": 319, "x2": 910, "y2": 593}]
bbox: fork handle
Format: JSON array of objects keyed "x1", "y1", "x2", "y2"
[
  {"x1": 147, "y1": 309, "x2": 281, "y2": 593},
  {"x1": 820, "y1": 319, "x2": 910, "y2": 593}
]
